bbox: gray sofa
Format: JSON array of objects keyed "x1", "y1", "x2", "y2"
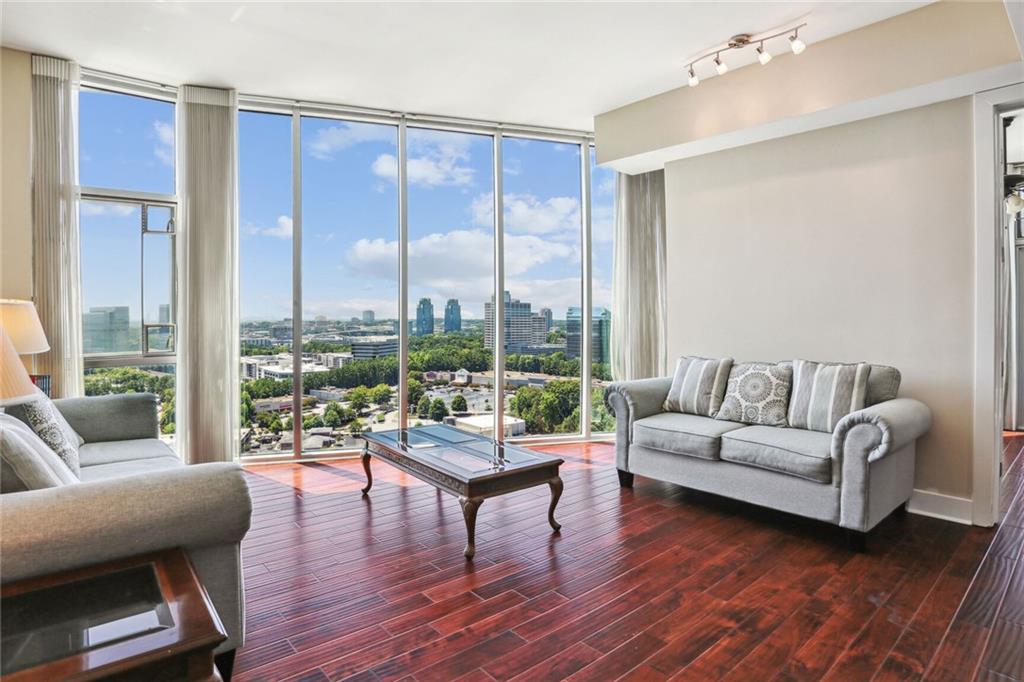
[
  {"x1": 1, "y1": 393, "x2": 252, "y2": 674},
  {"x1": 604, "y1": 364, "x2": 931, "y2": 545}
]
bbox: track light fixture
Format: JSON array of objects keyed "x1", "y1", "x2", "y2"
[{"x1": 684, "y1": 22, "x2": 806, "y2": 87}]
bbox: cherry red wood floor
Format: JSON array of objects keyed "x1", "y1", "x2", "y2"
[{"x1": 235, "y1": 443, "x2": 1022, "y2": 681}]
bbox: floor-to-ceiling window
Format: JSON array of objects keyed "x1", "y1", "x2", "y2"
[
  {"x1": 407, "y1": 128, "x2": 495, "y2": 433},
  {"x1": 300, "y1": 117, "x2": 399, "y2": 452},
  {"x1": 501, "y1": 138, "x2": 584, "y2": 436},
  {"x1": 590, "y1": 146, "x2": 616, "y2": 433},
  {"x1": 78, "y1": 84, "x2": 177, "y2": 443},
  {"x1": 238, "y1": 110, "x2": 293, "y2": 455}
]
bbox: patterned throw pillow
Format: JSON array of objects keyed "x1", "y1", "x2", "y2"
[
  {"x1": 15, "y1": 392, "x2": 81, "y2": 476},
  {"x1": 715, "y1": 362, "x2": 792, "y2": 427},
  {"x1": 664, "y1": 356, "x2": 733, "y2": 417},
  {"x1": 788, "y1": 359, "x2": 871, "y2": 433}
]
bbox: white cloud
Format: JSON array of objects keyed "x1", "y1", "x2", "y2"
[
  {"x1": 471, "y1": 192, "x2": 581, "y2": 236},
  {"x1": 372, "y1": 129, "x2": 475, "y2": 188},
  {"x1": 344, "y1": 228, "x2": 572, "y2": 302},
  {"x1": 249, "y1": 215, "x2": 293, "y2": 239},
  {"x1": 306, "y1": 122, "x2": 395, "y2": 160},
  {"x1": 592, "y1": 204, "x2": 614, "y2": 244},
  {"x1": 302, "y1": 297, "x2": 398, "y2": 320},
  {"x1": 153, "y1": 120, "x2": 174, "y2": 167},
  {"x1": 81, "y1": 202, "x2": 138, "y2": 217}
]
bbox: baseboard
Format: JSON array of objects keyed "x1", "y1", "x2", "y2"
[{"x1": 908, "y1": 489, "x2": 973, "y2": 525}]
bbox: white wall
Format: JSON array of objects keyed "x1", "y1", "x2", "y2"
[
  {"x1": 664, "y1": 97, "x2": 973, "y2": 499},
  {"x1": 1, "y1": 47, "x2": 33, "y2": 300}
]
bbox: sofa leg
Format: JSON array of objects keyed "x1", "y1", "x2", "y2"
[
  {"x1": 617, "y1": 469, "x2": 634, "y2": 488},
  {"x1": 892, "y1": 502, "x2": 909, "y2": 518},
  {"x1": 846, "y1": 529, "x2": 868, "y2": 553},
  {"x1": 215, "y1": 650, "x2": 236, "y2": 681}
]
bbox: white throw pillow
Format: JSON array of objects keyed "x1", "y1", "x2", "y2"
[{"x1": 9, "y1": 390, "x2": 82, "y2": 475}]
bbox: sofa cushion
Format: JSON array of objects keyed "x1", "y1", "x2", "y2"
[
  {"x1": 633, "y1": 412, "x2": 747, "y2": 461},
  {"x1": 788, "y1": 359, "x2": 871, "y2": 433},
  {"x1": 866, "y1": 365, "x2": 901, "y2": 405},
  {"x1": 1, "y1": 415, "x2": 79, "y2": 493},
  {"x1": 720, "y1": 425, "x2": 833, "y2": 483},
  {"x1": 664, "y1": 356, "x2": 733, "y2": 417},
  {"x1": 78, "y1": 438, "x2": 178, "y2": 467},
  {"x1": 7, "y1": 390, "x2": 82, "y2": 475},
  {"x1": 715, "y1": 362, "x2": 792, "y2": 427},
  {"x1": 78, "y1": 455, "x2": 183, "y2": 482}
]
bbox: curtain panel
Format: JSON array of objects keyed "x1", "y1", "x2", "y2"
[
  {"x1": 31, "y1": 55, "x2": 84, "y2": 398},
  {"x1": 176, "y1": 86, "x2": 239, "y2": 464},
  {"x1": 611, "y1": 169, "x2": 667, "y2": 381}
]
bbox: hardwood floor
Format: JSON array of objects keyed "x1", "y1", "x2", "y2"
[{"x1": 235, "y1": 442, "x2": 1022, "y2": 681}]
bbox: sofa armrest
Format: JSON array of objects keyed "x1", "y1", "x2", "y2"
[
  {"x1": 831, "y1": 398, "x2": 932, "y2": 464},
  {"x1": 604, "y1": 377, "x2": 673, "y2": 424},
  {"x1": 53, "y1": 393, "x2": 160, "y2": 443},
  {"x1": 0, "y1": 462, "x2": 252, "y2": 582}
]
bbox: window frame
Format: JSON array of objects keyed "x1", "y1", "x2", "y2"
[{"x1": 78, "y1": 74, "x2": 179, "y2": 371}]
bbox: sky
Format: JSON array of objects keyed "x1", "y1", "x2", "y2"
[{"x1": 78, "y1": 89, "x2": 615, "y2": 325}]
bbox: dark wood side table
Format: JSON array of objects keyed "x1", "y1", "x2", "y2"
[
  {"x1": 1, "y1": 548, "x2": 227, "y2": 681},
  {"x1": 362, "y1": 424, "x2": 564, "y2": 559}
]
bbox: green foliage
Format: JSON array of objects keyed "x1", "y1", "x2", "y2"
[
  {"x1": 369, "y1": 383, "x2": 392, "y2": 406},
  {"x1": 240, "y1": 343, "x2": 290, "y2": 356},
  {"x1": 303, "y1": 413, "x2": 324, "y2": 429},
  {"x1": 243, "y1": 377, "x2": 292, "y2": 399},
  {"x1": 302, "y1": 340, "x2": 351, "y2": 354},
  {"x1": 450, "y1": 393, "x2": 468, "y2": 413},
  {"x1": 349, "y1": 419, "x2": 364, "y2": 436},
  {"x1": 509, "y1": 379, "x2": 582, "y2": 434},
  {"x1": 407, "y1": 377, "x2": 425, "y2": 407},
  {"x1": 590, "y1": 386, "x2": 616, "y2": 432},
  {"x1": 347, "y1": 386, "x2": 371, "y2": 413},
  {"x1": 417, "y1": 394, "x2": 431, "y2": 418},
  {"x1": 429, "y1": 397, "x2": 449, "y2": 422},
  {"x1": 408, "y1": 332, "x2": 491, "y2": 373},
  {"x1": 505, "y1": 352, "x2": 579, "y2": 378},
  {"x1": 546, "y1": 330, "x2": 565, "y2": 344},
  {"x1": 84, "y1": 367, "x2": 174, "y2": 396}
]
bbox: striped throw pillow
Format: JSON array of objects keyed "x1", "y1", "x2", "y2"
[
  {"x1": 664, "y1": 356, "x2": 733, "y2": 417},
  {"x1": 788, "y1": 359, "x2": 872, "y2": 433}
]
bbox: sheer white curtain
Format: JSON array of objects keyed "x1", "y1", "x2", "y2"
[
  {"x1": 176, "y1": 86, "x2": 239, "y2": 464},
  {"x1": 31, "y1": 55, "x2": 84, "y2": 398},
  {"x1": 611, "y1": 169, "x2": 667, "y2": 381}
]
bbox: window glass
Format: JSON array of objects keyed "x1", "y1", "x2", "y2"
[
  {"x1": 79, "y1": 89, "x2": 175, "y2": 194},
  {"x1": 590, "y1": 147, "x2": 615, "y2": 432},
  {"x1": 80, "y1": 200, "x2": 142, "y2": 354}
]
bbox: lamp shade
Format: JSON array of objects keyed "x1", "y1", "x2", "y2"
[
  {"x1": 0, "y1": 328, "x2": 39, "y2": 406},
  {"x1": 0, "y1": 299, "x2": 50, "y2": 354}
]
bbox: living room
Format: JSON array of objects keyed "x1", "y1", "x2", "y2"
[{"x1": 1, "y1": 1, "x2": 1022, "y2": 680}]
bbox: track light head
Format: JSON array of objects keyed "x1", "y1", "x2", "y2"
[
  {"x1": 756, "y1": 43, "x2": 772, "y2": 65},
  {"x1": 687, "y1": 66, "x2": 699, "y2": 87},
  {"x1": 789, "y1": 31, "x2": 806, "y2": 55},
  {"x1": 714, "y1": 55, "x2": 728, "y2": 75}
]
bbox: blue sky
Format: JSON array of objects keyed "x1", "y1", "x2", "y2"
[{"x1": 79, "y1": 89, "x2": 614, "y2": 324}]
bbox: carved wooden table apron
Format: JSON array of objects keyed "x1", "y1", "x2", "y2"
[{"x1": 361, "y1": 425, "x2": 564, "y2": 559}]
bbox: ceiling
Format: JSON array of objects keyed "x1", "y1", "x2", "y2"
[{"x1": 1, "y1": 1, "x2": 931, "y2": 131}]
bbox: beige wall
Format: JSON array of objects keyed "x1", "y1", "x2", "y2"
[
  {"x1": 596, "y1": 1, "x2": 1020, "y2": 172},
  {"x1": 1, "y1": 47, "x2": 33, "y2": 300},
  {"x1": 664, "y1": 97, "x2": 973, "y2": 499}
]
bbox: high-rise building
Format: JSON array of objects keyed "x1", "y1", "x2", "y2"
[
  {"x1": 416, "y1": 298, "x2": 434, "y2": 336},
  {"x1": 539, "y1": 308, "x2": 553, "y2": 332},
  {"x1": 566, "y1": 307, "x2": 611, "y2": 364},
  {"x1": 530, "y1": 313, "x2": 548, "y2": 345},
  {"x1": 444, "y1": 299, "x2": 462, "y2": 333},
  {"x1": 484, "y1": 291, "x2": 533, "y2": 351},
  {"x1": 351, "y1": 336, "x2": 399, "y2": 359},
  {"x1": 82, "y1": 306, "x2": 131, "y2": 353},
  {"x1": 361, "y1": 310, "x2": 375, "y2": 323}
]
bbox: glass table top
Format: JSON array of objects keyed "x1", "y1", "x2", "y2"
[{"x1": 362, "y1": 424, "x2": 561, "y2": 479}]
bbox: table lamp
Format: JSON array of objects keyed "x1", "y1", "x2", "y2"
[
  {"x1": 0, "y1": 327, "x2": 38, "y2": 407},
  {"x1": 0, "y1": 299, "x2": 50, "y2": 374}
]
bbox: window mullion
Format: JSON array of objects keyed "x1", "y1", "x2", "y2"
[{"x1": 291, "y1": 107, "x2": 303, "y2": 458}]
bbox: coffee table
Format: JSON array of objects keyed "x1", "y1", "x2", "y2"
[{"x1": 361, "y1": 425, "x2": 564, "y2": 559}]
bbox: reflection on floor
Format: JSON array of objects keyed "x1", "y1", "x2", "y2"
[{"x1": 235, "y1": 443, "x2": 1023, "y2": 681}]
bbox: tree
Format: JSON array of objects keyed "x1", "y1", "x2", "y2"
[
  {"x1": 303, "y1": 413, "x2": 324, "y2": 429},
  {"x1": 349, "y1": 419, "x2": 364, "y2": 436},
  {"x1": 407, "y1": 377, "x2": 425, "y2": 407},
  {"x1": 451, "y1": 393, "x2": 468, "y2": 413},
  {"x1": 417, "y1": 394, "x2": 431, "y2": 418},
  {"x1": 268, "y1": 415, "x2": 283, "y2": 433},
  {"x1": 323, "y1": 401, "x2": 342, "y2": 427},
  {"x1": 429, "y1": 397, "x2": 449, "y2": 422},
  {"x1": 369, "y1": 383, "x2": 392, "y2": 407},
  {"x1": 347, "y1": 386, "x2": 371, "y2": 413},
  {"x1": 240, "y1": 390, "x2": 253, "y2": 424}
]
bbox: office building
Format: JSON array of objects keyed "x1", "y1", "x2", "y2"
[
  {"x1": 444, "y1": 299, "x2": 461, "y2": 333},
  {"x1": 415, "y1": 298, "x2": 434, "y2": 336}
]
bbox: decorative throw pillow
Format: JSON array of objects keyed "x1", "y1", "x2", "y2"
[
  {"x1": 664, "y1": 356, "x2": 733, "y2": 417},
  {"x1": 715, "y1": 362, "x2": 792, "y2": 427},
  {"x1": 13, "y1": 391, "x2": 82, "y2": 476},
  {"x1": 788, "y1": 359, "x2": 871, "y2": 433},
  {"x1": 0, "y1": 414, "x2": 78, "y2": 493}
]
